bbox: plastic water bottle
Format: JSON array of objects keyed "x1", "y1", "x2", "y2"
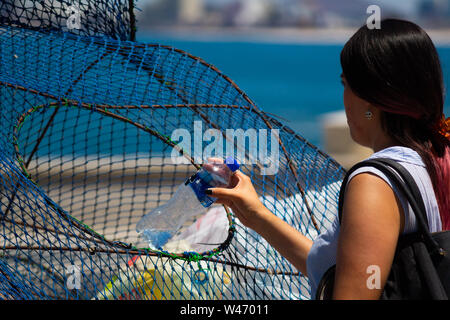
[{"x1": 136, "y1": 157, "x2": 240, "y2": 249}]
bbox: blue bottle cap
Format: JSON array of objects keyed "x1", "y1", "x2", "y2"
[{"x1": 225, "y1": 156, "x2": 240, "y2": 172}]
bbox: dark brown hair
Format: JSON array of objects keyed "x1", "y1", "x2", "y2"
[{"x1": 341, "y1": 19, "x2": 450, "y2": 228}]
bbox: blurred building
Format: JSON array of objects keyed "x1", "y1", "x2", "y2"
[
  {"x1": 419, "y1": 0, "x2": 450, "y2": 26},
  {"x1": 178, "y1": 0, "x2": 205, "y2": 24},
  {"x1": 136, "y1": 0, "x2": 450, "y2": 30},
  {"x1": 232, "y1": 0, "x2": 273, "y2": 27}
]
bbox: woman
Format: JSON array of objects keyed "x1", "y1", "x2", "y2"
[{"x1": 206, "y1": 19, "x2": 450, "y2": 299}]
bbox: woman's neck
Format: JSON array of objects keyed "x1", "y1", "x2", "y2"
[{"x1": 370, "y1": 132, "x2": 400, "y2": 153}]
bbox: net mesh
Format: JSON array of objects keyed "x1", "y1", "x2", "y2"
[
  {"x1": 0, "y1": 1, "x2": 346, "y2": 300},
  {"x1": 0, "y1": 0, "x2": 136, "y2": 40}
]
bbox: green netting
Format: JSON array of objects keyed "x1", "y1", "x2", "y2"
[{"x1": 0, "y1": 1, "x2": 346, "y2": 300}]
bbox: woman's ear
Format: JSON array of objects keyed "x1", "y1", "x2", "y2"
[{"x1": 366, "y1": 103, "x2": 383, "y2": 122}]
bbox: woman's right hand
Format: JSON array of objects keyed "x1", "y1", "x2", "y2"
[
  {"x1": 208, "y1": 170, "x2": 313, "y2": 276},
  {"x1": 206, "y1": 170, "x2": 270, "y2": 231}
]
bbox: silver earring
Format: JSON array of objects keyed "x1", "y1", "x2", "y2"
[{"x1": 365, "y1": 111, "x2": 373, "y2": 120}]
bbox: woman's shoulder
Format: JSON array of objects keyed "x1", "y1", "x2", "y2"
[
  {"x1": 366, "y1": 146, "x2": 424, "y2": 166},
  {"x1": 346, "y1": 145, "x2": 442, "y2": 234},
  {"x1": 347, "y1": 146, "x2": 425, "y2": 188}
]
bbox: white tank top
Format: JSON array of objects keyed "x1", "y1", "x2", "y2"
[{"x1": 306, "y1": 146, "x2": 442, "y2": 299}]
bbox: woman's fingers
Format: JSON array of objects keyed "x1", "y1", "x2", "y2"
[
  {"x1": 206, "y1": 157, "x2": 224, "y2": 164},
  {"x1": 234, "y1": 170, "x2": 249, "y2": 180},
  {"x1": 207, "y1": 170, "x2": 245, "y2": 196},
  {"x1": 214, "y1": 198, "x2": 233, "y2": 207},
  {"x1": 206, "y1": 186, "x2": 234, "y2": 199}
]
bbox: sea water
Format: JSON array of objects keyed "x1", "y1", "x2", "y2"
[{"x1": 138, "y1": 34, "x2": 450, "y2": 148}]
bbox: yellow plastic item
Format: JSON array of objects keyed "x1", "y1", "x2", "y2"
[{"x1": 94, "y1": 241, "x2": 231, "y2": 300}]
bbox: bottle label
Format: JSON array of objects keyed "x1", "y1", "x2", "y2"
[{"x1": 187, "y1": 171, "x2": 215, "y2": 207}]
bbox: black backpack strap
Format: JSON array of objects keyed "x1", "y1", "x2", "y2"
[
  {"x1": 371, "y1": 158, "x2": 429, "y2": 231},
  {"x1": 337, "y1": 158, "x2": 442, "y2": 255}
]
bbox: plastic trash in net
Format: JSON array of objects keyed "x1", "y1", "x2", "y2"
[
  {"x1": 136, "y1": 157, "x2": 239, "y2": 249},
  {"x1": 0, "y1": 0, "x2": 346, "y2": 300},
  {"x1": 94, "y1": 239, "x2": 232, "y2": 300}
]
